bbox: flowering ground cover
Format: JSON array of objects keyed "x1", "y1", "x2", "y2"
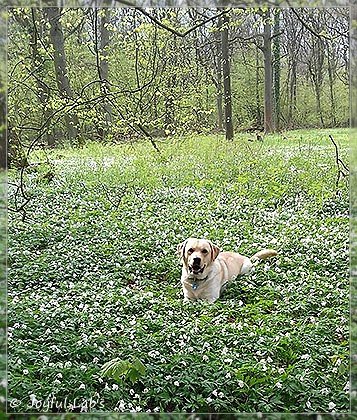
[{"x1": 7, "y1": 129, "x2": 349, "y2": 413}]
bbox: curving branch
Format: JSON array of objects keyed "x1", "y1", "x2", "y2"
[
  {"x1": 289, "y1": 7, "x2": 332, "y2": 40},
  {"x1": 329, "y1": 134, "x2": 349, "y2": 197},
  {"x1": 134, "y1": 7, "x2": 229, "y2": 38}
]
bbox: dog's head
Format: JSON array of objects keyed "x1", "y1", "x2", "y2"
[{"x1": 177, "y1": 238, "x2": 221, "y2": 277}]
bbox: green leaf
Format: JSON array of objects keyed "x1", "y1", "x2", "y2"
[
  {"x1": 132, "y1": 358, "x2": 146, "y2": 375},
  {"x1": 100, "y1": 358, "x2": 131, "y2": 380},
  {"x1": 127, "y1": 368, "x2": 142, "y2": 384},
  {"x1": 100, "y1": 357, "x2": 146, "y2": 384}
]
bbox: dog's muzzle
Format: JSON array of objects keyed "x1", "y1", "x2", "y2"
[{"x1": 189, "y1": 265, "x2": 205, "y2": 276}]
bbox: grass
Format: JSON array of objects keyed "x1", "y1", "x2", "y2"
[{"x1": 7, "y1": 128, "x2": 349, "y2": 413}]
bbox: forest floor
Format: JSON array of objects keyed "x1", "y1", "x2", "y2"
[{"x1": 7, "y1": 128, "x2": 349, "y2": 413}]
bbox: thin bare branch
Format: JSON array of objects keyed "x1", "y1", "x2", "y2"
[{"x1": 135, "y1": 7, "x2": 229, "y2": 38}]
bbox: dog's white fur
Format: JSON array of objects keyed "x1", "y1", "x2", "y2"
[{"x1": 177, "y1": 238, "x2": 277, "y2": 303}]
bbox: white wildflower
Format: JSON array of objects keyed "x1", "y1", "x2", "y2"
[{"x1": 328, "y1": 402, "x2": 336, "y2": 411}]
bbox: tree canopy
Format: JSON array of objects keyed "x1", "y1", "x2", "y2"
[{"x1": 7, "y1": 7, "x2": 349, "y2": 162}]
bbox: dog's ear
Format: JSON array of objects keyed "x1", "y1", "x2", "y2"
[
  {"x1": 177, "y1": 240, "x2": 188, "y2": 262},
  {"x1": 209, "y1": 241, "x2": 221, "y2": 262}
]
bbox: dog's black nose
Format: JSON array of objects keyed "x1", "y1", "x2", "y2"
[{"x1": 193, "y1": 257, "x2": 201, "y2": 265}]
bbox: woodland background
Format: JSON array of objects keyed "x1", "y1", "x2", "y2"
[{"x1": 7, "y1": 7, "x2": 349, "y2": 165}]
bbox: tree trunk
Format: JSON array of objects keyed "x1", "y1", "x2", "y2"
[
  {"x1": 164, "y1": 35, "x2": 177, "y2": 133},
  {"x1": 216, "y1": 32, "x2": 224, "y2": 131},
  {"x1": 45, "y1": 7, "x2": 79, "y2": 145},
  {"x1": 263, "y1": 11, "x2": 274, "y2": 133},
  {"x1": 255, "y1": 44, "x2": 262, "y2": 128},
  {"x1": 273, "y1": 9, "x2": 281, "y2": 132},
  {"x1": 284, "y1": 9, "x2": 301, "y2": 128},
  {"x1": 30, "y1": 9, "x2": 55, "y2": 146},
  {"x1": 308, "y1": 44, "x2": 325, "y2": 128},
  {"x1": 326, "y1": 43, "x2": 336, "y2": 127},
  {"x1": 97, "y1": 8, "x2": 112, "y2": 139},
  {"x1": 316, "y1": 42, "x2": 325, "y2": 127},
  {"x1": 288, "y1": 61, "x2": 297, "y2": 126},
  {"x1": 221, "y1": 12, "x2": 233, "y2": 141},
  {"x1": 316, "y1": 86, "x2": 324, "y2": 127}
]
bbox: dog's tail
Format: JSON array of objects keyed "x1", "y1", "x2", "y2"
[{"x1": 251, "y1": 249, "x2": 278, "y2": 262}]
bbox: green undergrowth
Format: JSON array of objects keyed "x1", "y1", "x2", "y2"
[{"x1": 7, "y1": 128, "x2": 349, "y2": 413}]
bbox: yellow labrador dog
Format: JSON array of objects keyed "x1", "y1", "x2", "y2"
[{"x1": 177, "y1": 238, "x2": 277, "y2": 303}]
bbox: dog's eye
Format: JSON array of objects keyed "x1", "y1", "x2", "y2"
[
  {"x1": 202, "y1": 249, "x2": 208, "y2": 254},
  {"x1": 187, "y1": 248, "x2": 194, "y2": 254}
]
